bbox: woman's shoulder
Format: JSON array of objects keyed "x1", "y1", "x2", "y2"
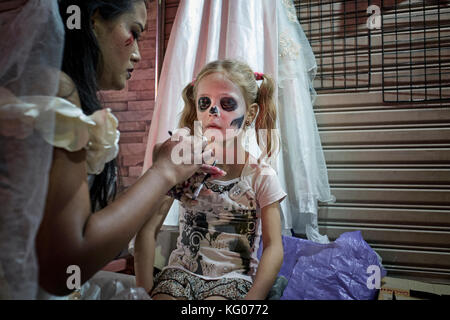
[
  {"x1": 51, "y1": 72, "x2": 120, "y2": 174},
  {"x1": 57, "y1": 71, "x2": 81, "y2": 108}
]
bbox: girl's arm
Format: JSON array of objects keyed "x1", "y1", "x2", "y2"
[
  {"x1": 134, "y1": 196, "x2": 174, "y2": 292},
  {"x1": 244, "y1": 202, "x2": 283, "y2": 300}
]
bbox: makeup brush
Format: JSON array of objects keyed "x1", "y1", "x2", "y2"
[{"x1": 192, "y1": 160, "x2": 217, "y2": 200}]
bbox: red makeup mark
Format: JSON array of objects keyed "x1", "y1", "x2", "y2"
[{"x1": 125, "y1": 33, "x2": 134, "y2": 47}]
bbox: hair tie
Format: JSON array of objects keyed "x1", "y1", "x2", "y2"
[
  {"x1": 191, "y1": 78, "x2": 196, "y2": 86},
  {"x1": 254, "y1": 72, "x2": 264, "y2": 81}
]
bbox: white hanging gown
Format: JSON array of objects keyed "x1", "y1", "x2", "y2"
[{"x1": 139, "y1": 0, "x2": 334, "y2": 246}]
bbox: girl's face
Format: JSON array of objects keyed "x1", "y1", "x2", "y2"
[
  {"x1": 195, "y1": 72, "x2": 247, "y2": 142},
  {"x1": 92, "y1": 1, "x2": 147, "y2": 90}
]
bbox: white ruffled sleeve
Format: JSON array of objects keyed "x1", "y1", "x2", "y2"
[
  {"x1": 0, "y1": 96, "x2": 120, "y2": 175},
  {"x1": 46, "y1": 97, "x2": 120, "y2": 174}
]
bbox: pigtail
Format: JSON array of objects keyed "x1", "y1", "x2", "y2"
[
  {"x1": 255, "y1": 74, "x2": 279, "y2": 159},
  {"x1": 179, "y1": 82, "x2": 197, "y2": 132}
]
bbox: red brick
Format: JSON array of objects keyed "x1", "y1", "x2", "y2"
[
  {"x1": 140, "y1": 48, "x2": 156, "y2": 58},
  {"x1": 115, "y1": 110, "x2": 153, "y2": 122},
  {"x1": 139, "y1": 39, "x2": 155, "y2": 50},
  {"x1": 136, "y1": 90, "x2": 156, "y2": 101},
  {"x1": 121, "y1": 131, "x2": 146, "y2": 138},
  {"x1": 136, "y1": 59, "x2": 154, "y2": 69},
  {"x1": 122, "y1": 155, "x2": 145, "y2": 167},
  {"x1": 128, "y1": 100, "x2": 154, "y2": 111},
  {"x1": 119, "y1": 143, "x2": 147, "y2": 156},
  {"x1": 105, "y1": 102, "x2": 128, "y2": 112},
  {"x1": 120, "y1": 136, "x2": 144, "y2": 144},
  {"x1": 120, "y1": 132, "x2": 145, "y2": 144},
  {"x1": 118, "y1": 121, "x2": 147, "y2": 132},
  {"x1": 130, "y1": 69, "x2": 155, "y2": 81},
  {"x1": 128, "y1": 79, "x2": 154, "y2": 91},
  {"x1": 118, "y1": 165, "x2": 129, "y2": 177},
  {"x1": 101, "y1": 90, "x2": 137, "y2": 102}
]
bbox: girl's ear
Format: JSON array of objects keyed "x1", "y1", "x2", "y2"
[{"x1": 245, "y1": 103, "x2": 259, "y2": 127}]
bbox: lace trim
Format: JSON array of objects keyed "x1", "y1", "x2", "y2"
[
  {"x1": 279, "y1": 31, "x2": 301, "y2": 60},
  {"x1": 205, "y1": 181, "x2": 238, "y2": 194},
  {"x1": 281, "y1": 0, "x2": 299, "y2": 24}
]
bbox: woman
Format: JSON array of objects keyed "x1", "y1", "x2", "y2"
[{"x1": 30, "y1": 0, "x2": 223, "y2": 297}]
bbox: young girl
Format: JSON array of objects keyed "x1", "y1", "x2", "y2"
[{"x1": 134, "y1": 59, "x2": 286, "y2": 300}]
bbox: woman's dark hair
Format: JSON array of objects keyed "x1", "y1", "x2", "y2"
[{"x1": 58, "y1": 0, "x2": 146, "y2": 211}]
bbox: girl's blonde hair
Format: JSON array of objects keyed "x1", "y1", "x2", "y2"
[{"x1": 179, "y1": 59, "x2": 279, "y2": 158}]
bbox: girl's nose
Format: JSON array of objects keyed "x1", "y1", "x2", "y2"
[{"x1": 209, "y1": 105, "x2": 220, "y2": 116}]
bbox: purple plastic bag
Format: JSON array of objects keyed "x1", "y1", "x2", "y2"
[{"x1": 258, "y1": 231, "x2": 386, "y2": 300}]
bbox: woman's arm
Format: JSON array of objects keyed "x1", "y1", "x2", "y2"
[
  {"x1": 134, "y1": 195, "x2": 174, "y2": 292},
  {"x1": 36, "y1": 74, "x2": 222, "y2": 295},
  {"x1": 36, "y1": 146, "x2": 180, "y2": 296},
  {"x1": 244, "y1": 202, "x2": 283, "y2": 300}
]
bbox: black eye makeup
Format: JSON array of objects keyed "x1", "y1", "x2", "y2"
[
  {"x1": 132, "y1": 30, "x2": 140, "y2": 41},
  {"x1": 197, "y1": 96, "x2": 239, "y2": 112},
  {"x1": 198, "y1": 97, "x2": 211, "y2": 111},
  {"x1": 220, "y1": 97, "x2": 238, "y2": 111}
]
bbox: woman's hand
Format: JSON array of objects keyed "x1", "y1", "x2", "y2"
[{"x1": 151, "y1": 128, "x2": 225, "y2": 187}]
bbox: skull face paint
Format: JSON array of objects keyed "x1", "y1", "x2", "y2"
[
  {"x1": 198, "y1": 97, "x2": 211, "y2": 111},
  {"x1": 197, "y1": 97, "x2": 238, "y2": 114},
  {"x1": 210, "y1": 105, "x2": 220, "y2": 116},
  {"x1": 230, "y1": 115, "x2": 245, "y2": 129},
  {"x1": 196, "y1": 72, "x2": 248, "y2": 142}
]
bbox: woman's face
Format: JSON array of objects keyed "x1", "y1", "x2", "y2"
[
  {"x1": 92, "y1": 1, "x2": 147, "y2": 90},
  {"x1": 195, "y1": 72, "x2": 248, "y2": 142}
]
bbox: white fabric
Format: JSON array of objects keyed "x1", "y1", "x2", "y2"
[
  {"x1": 0, "y1": 0, "x2": 65, "y2": 299},
  {"x1": 276, "y1": 0, "x2": 335, "y2": 243},
  {"x1": 0, "y1": 95, "x2": 120, "y2": 299},
  {"x1": 141, "y1": 0, "x2": 334, "y2": 243},
  {"x1": 164, "y1": 159, "x2": 286, "y2": 283},
  {"x1": 37, "y1": 271, "x2": 150, "y2": 300},
  {"x1": 0, "y1": 96, "x2": 120, "y2": 175}
]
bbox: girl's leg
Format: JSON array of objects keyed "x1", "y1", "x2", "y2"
[
  {"x1": 149, "y1": 268, "x2": 192, "y2": 300},
  {"x1": 200, "y1": 278, "x2": 252, "y2": 300},
  {"x1": 152, "y1": 293, "x2": 187, "y2": 300},
  {"x1": 204, "y1": 296, "x2": 228, "y2": 300}
]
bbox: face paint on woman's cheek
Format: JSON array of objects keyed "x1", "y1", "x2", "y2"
[
  {"x1": 125, "y1": 33, "x2": 134, "y2": 47},
  {"x1": 230, "y1": 115, "x2": 245, "y2": 129}
]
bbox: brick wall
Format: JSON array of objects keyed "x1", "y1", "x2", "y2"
[{"x1": 100, "y1": 1, "x2": 158, "y2": 191}]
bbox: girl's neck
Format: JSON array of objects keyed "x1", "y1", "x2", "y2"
[{"x1": 212, "y1": 139, "x2": 248, "y2": 181}]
